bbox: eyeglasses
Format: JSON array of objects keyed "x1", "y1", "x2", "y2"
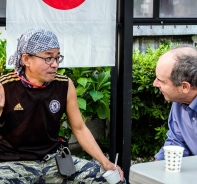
[{"x1": 27, "y1": 54, "x2": 64, "y2": 65}]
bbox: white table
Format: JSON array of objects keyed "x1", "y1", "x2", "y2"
[{"x1": 129, "y1": 156, "x2": 197, "y2": 184}]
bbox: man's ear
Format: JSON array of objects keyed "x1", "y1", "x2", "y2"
[
  {"x1": 21, "y1": 54, "x2": 30, "y2": 66},
  {"x1": 182, "y1": 81, "x2": 190, "y2": 93}
]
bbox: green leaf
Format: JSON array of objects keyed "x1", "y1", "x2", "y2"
[
  {"x1": 57, "y1": 69, "x2": 66, "y2": 75},
  {"x1": 77, "y1": 77, "x2": 88, "y2": 88},
  {"x1": 76, "y1": 86, "x2": 86, "y2": 96},
  {"x1": 87, "y1": 78, "x2": 95, "y2": 83},
  {"x1": 97, "y1": 71, "x2": 110, "y2": 90},
  {"x1": 72, "y1": 68, "x2": 82, "y2": 78},
  {"x1": 138, "y1": 86, "x2": 144, "y2": 91},
  {"x1": 100, "y1": 95, "x2": 110, "y2": 107},
  {"x1": 89, "y1": 90, "x2": 103, "y2": 102},
  {"x1": 101, "y1": 82, "x2": 111, "y2": 88},
  {"x1": 96, "y1": 103, "x2": 107, "y2": 119},
  {"x1": 86, "y1": 105, "x2": 93, "y2": 112},
  {"x1": 77, "y1": 97, "x2": 86, "y2": 110}
]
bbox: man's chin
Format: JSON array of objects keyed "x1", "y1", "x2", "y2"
[
  {"x1": 46, "y1": 73, "x2": 56, "y2": 81},
  {"x1": 163, "y1": 95, "x2": 169, "y2": 101},
  {"x1": 44, "y1": 77, "x2": 55, "y2": 83},
  {"x1": 164, "y1": 97, "x2": 171, "y2": 102},
  {"x1": 46, "y1": 78, "x2": 54, "y2": 82}
]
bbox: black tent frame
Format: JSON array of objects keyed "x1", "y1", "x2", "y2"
[{"x1": 110, "y1": 0, "x2": 133, "y2": 182}]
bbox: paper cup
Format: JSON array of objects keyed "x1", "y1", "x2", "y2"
[
  {"x1": 163, "y1": 145, "x2": 184, "y2": 172},
  {"x1": 103, "y1": 169, "x2": 120, "y2": 184}
]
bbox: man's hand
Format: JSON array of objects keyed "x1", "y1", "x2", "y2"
[
  {"x1": 103, "y1": 161, "x2": 124, "y2": 181},
  {"x1": 0, "y1": 83, "x2": 5, "y2": 116}
]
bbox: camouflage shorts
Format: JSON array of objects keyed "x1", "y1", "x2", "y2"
[{"x1": 0, "y1": 155, "x2": 111, "y2": 184}]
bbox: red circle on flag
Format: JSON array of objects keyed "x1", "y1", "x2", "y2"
[{"x1": 43, "y1": 0, "x2": 85, "y2": 10}]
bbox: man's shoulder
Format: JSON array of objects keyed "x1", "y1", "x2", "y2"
[
  {"x1": 54, "y1": 73, "x2": 69, "y2": 82},
  {"x1": 0, "y1": 72, "x2": 20, "y2": 85}
]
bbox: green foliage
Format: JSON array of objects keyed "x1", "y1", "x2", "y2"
[
  {"x1": 0, "y1": 38, "x2": 6, "y2": 70},
  {"x1": 99, "y1": 136, "x2": 110, "y2": 151},
  {"x1": 154, "y1": 124, "x2": 168, "y2": 154},
  {"x1": 58, "y1": 113, "x2": 72, "y2": 139},
  {"x1": 58, "y1": 67, "x2": 111, "y2": 122},
  {"x1": 132, "y1": 44, "x2": 172, "y2": 121},
  {"x1": 131, "y1": 43, "x2": 173, "y2": 160},
  {"x1": 0, "y1": 38, "x2": 14, "y2": 75},
  {"x1": 73, "y1": 150, "x2": 93, "y2": 160},
  {"x1": 58, "y1": 67, "x2": 111, "y2": 140}
]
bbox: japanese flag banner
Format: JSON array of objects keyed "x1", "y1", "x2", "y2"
[{"x1": 6, "y1": 0, "x2": 116, "y2": 68}]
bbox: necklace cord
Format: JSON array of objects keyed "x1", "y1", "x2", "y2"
[{"x1": 12, "y1": 72, "x2": 46, "y2": 89}]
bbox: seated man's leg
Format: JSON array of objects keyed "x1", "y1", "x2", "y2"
[
  {"x1": 42, "y1": 156, "x2": 127, "y2": 184},
  {"x1": 71, "y1": 156, "x2": 127, "y2": 184},
  {"x1": 40, "y1": 158, "x2": 64, "y2": 183},
  {"x1": 0, "y1": 161, "x2": 42, "y2": 184},
  {"x1": 68, "y1": 156, "x2": 108, "y2": 183},
  {"x1": 42, "y1": 156, "x2": 108, "y2": 184}
]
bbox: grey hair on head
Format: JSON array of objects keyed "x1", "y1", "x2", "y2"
[{"x1": 170, "y1": 45, "x2": 197, "y2": 87}]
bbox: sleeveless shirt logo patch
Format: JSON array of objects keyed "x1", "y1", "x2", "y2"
[
  {"x1": 14, "y1": 103, "x2": 24, "y2": 110},
  {"x1": 49, "y1": 100, "x2": 60, "y2": 113}
]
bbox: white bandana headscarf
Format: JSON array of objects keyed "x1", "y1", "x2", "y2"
[{"x1": 8, "y1": 28, "x2": 60, "y2": 74}]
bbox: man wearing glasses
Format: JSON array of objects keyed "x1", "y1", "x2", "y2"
[{"x1": 0, "y1": 28, "x2": 124, "y2": 183}]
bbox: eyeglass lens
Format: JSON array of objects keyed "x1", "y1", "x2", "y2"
[{"x1": 45, "y1": 56, "x2": 64, "y2": 64}]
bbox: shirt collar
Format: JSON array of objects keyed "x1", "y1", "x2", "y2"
[{"x1": 183, "y1": 96, "x2": 197, "y2": 112}]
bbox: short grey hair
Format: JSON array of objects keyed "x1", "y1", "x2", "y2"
[{"x1": 170, "y1": 45, "x2": 197, "y2": 87}]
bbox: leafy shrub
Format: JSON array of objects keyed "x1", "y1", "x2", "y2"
[
  {"x1": 131, "y1": 43, "x2": 173, "y2": 159},
  {"x1": 0, "y1": 38, "x2": 14, "y2": 75},
  {"x1": 57, "y1": 67, "x2": 111, "y2": 139},
  {"x1": 0, "y1": 38, "x2": 12, "y2": 75},
  {"x1": 58, "y1": 67, "x2": 111, "y2": 122}
]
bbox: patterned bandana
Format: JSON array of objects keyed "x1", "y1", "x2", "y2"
[{"x1": 8, "y1": 28, "x2": 60, "y2": 74}]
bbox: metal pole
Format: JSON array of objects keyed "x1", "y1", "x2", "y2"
[{"x1": 110, "y1": 0, "x2": 133, "y2": 182}]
